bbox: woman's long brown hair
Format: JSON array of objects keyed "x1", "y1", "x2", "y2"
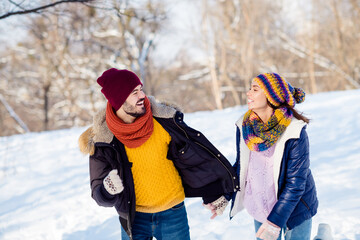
[{"x1": 268, "y1": 101, "x2": 310, "y2": 123}]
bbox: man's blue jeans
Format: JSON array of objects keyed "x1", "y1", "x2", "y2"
[
  {"x1": 254, "y1": 218, "x2": 312, "y2": 240},
  {"x1": 121, "y1": 202, "x2": 190, "y2": 240}
]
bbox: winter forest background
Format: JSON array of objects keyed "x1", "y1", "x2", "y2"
[
  {"x1": 1, "y1": 1, "x2": 360, "y2": 239},
  {"x1": 1, "y1": 0, "x2": 360, "y2": 136}
]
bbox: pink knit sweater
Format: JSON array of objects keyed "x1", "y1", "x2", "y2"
[{"x1": 243, "y1": 144, "x2": 277, "y2": 223}]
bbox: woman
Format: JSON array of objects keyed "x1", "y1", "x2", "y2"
[{"x1": 229, "y1": 73, "x2": 318, "y2": 240}]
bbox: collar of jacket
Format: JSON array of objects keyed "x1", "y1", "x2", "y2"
[
  {"x1": 230, "y1": 115, "x2": 307, "y2": 218},
  {"x1": 78, "y1": 96, "x2": 182, "y2": 155}
]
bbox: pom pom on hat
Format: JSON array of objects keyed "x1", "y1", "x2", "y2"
[
  {"x1": 253, "y1": 73, "x2": 305, "y2": 107},
  {"x1": 97, "y1": 68, "x2": 142, "y2": 111},
  {"x1": 293, "y1": 87, "x2": 305, "y2": 104}
]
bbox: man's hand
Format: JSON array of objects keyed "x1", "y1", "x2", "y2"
[
  {"x1": 203, "y1": 196, "x2": 229, "y2": 219},
  {"x1": 103, "y1": 169, "x2": 124, "y2": 195}
]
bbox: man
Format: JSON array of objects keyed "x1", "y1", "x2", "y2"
[{"x1": 79, "y1": 68, "x2": 239, "y2": 240}]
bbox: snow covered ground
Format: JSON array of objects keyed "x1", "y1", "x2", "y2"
[{"x1": 1, "y1": 89, "x2": 360, "y2": 240}]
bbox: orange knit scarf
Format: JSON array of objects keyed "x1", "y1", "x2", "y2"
[{"x1": 106, "y1": 96, "x2": 154, "y2": 148}]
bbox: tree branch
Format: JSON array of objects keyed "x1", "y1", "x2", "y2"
[
  {"x1": 0, "y1": 93, "x2": 30, "y2": 133},
  {"x1": 0, "y1": 0, "x2": 93, "y2": 20},
  {"x1": 277, "y1": 31, "x2": 360, "y2": 89}
]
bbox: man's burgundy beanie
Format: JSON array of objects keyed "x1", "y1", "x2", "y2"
[{"x1": 97, "y1": 68, "x2": 142, "y2": 111}]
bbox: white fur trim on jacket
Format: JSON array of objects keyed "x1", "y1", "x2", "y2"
[{"x1": 78, "y1": 96, "x2": 182, "y2": 155}]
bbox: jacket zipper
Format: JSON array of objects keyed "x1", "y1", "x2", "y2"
[
  {"x1": 300, "y1": 198, "x2": 310, "y2": 210},
  {"x1": 284, "y1": 227, "x2": 289, "y2": 237},
  {"x1": 173, "y1": 115, "x2": 189, "y2": 139},
  {"x1": 114, "y1": 145, "x2": 133, "y2": 240},
  {"x1": 173, "y1": 115, "x2": 237, "y2": 191},
  {"x1": 127, "y1": 215, "x2": 133, "y2": 240}
]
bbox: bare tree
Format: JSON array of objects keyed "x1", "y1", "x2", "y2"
[
  {"x1": 0, "y1": 0, "x2": 94, "y2": 20},
  {"x1": 281, "y1": 0, "x2": 360, "y2": 91},
  {"x1": 196, "y1": 0, "x2": 283, "y2": 109},
  {"x1": 1, "y1": 0, "x2": 360, "y2": 136},
  {"x1": 0, "y1": 0, "x2": 167, "y2": 135}
]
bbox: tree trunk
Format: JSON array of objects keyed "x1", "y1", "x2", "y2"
[{"x1": 44, "y1": 84, "x2": 50, "y2": 131}]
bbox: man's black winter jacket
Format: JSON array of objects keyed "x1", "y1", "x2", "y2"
[{"x1": 79, "y1": 96, "x2": 239, "y2": 239}]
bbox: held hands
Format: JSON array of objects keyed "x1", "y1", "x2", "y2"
[
  {"x1": 203, "y1": 196, "x2": 229, "y2": 219},
  {"x1": 255, "y1": 221, "x2": 281, "y2": 240},
  {"x1": 103, "y1": 169, "x2": 124, "y2": 195}
]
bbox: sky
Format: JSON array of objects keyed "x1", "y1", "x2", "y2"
[
  {"x1": 1, "y1": 89, "x2": 360, "y2": 240},
  {"x1": 152, "y1": 0, "x2": 205, "y2": 64}
]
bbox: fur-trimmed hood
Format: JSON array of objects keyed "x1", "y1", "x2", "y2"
[{"x1": 78, "y1": 96, "x2": 182, "y2": 155}]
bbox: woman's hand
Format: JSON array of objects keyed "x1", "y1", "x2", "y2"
[{"x1": 255, "y1": 221, "x2": 281, "y2": 240}]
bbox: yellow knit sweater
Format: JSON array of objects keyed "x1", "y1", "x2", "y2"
[{"x1": 125, "y1": 118, "x2": 185, "y2": 213}]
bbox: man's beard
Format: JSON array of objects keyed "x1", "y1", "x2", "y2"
[{"x1": 123, "y1": 99, "x2": 146, "y2": 118}]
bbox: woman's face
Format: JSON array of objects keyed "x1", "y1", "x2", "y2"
[{"x1": 246, "y1": 80, "x2": 270, "y2": 113}]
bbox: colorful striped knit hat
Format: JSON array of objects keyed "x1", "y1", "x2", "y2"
[{"x1": 253, "y1": 73, "x2": 305, "y2": 107}]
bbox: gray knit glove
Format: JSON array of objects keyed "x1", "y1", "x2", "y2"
[
  {"x1": 103, "y1": 169, "x2": 124, "y2": 195},
  {"x1": 203, "y1": 196, "x2": 229, "y2": 219}
]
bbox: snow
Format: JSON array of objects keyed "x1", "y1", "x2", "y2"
[{"x1": 1, "y1": 89, "x2": 360, "y2": 240}]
